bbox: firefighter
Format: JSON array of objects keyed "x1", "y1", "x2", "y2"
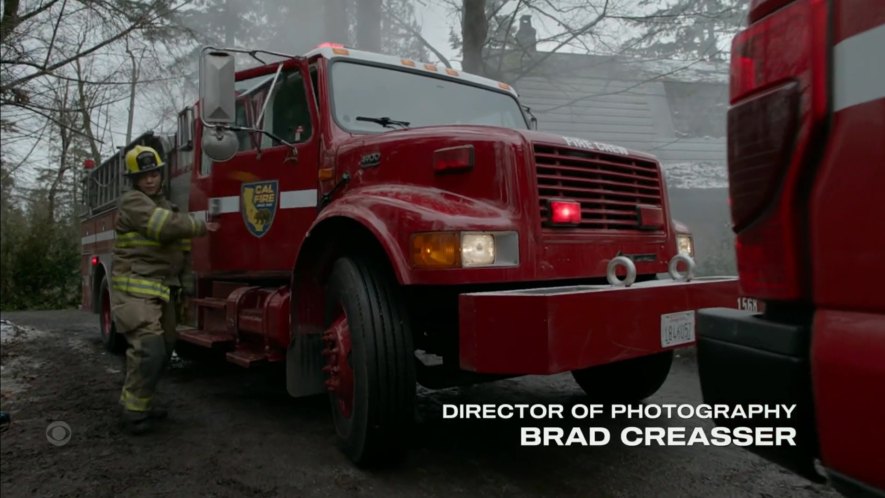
[{"x1": 111, "y1": 145, "x2": 218, "y2": 435}]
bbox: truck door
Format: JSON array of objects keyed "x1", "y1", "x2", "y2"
[{"x1": 191, "y1": 59, "x2": 319, "y2": 275}]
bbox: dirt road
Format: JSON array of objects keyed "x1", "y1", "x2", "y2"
[{"x1": 0, "y1": 310, "x2": 835, "y2": 497}]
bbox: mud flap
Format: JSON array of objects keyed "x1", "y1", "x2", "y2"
[
  {"x1": 697, "y1": 307, "x2": 824, "y2": 483},
  {"x1": 286, "y1": 329, "x2": 325, "y2": 397}
]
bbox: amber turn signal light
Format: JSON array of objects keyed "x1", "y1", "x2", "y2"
[{"x1": 410, "y1": 232, "x2": 461, "y2": 268}]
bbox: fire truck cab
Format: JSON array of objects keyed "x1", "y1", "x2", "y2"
[
  {"x1": 696, "y1": 0, "x2": 885, "y2": 495},
  {"x1": 83, "y1": 44, "x2": 739, "y2": 464}
]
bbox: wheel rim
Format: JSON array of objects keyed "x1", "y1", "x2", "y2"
[
  {"x1": 101, "y1": 289, "x2": 111, "y2": 339},
  {"x1": 322, "y1": 311, "x2": 354, "y2": 419}
]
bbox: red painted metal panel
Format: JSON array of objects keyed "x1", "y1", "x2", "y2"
[
  {"x1": 460, "y1": 277, "x2": 739, "y2": 374},
  {"x1": 810, "y1": 10, "x2": 885, "y2": 489},
  {"x1": 834, "y1": 0, "x2": 885, "y2": 42},
  {"x1": 812, "y1": 310, "x2": 885, "y2": 490},
  {"x1": 80, "y1": 209, "x2": 117, "y2": 311},
  {"x1": 263, "y1": 287, "x2": 290, "y2": 355},
  {"x1": 811, "y1": 101, "x2": 885, "y2": 313}
]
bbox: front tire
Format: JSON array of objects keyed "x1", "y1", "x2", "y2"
[
  {"x1": 323, "y1": 256, "x2": 415, "y2": 465},
  {"x1": 98, "y1": 277, "x2": 126, "y2": 354},
  {"x1": 571, "y1": 351, "x2": 673, "y2": 402}
]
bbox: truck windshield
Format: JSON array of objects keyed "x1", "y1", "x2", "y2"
[{"x1": 330, "y1": 61, "x2": 528, "y2": 133}]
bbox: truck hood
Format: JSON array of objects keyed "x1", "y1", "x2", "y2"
[
  {"x1": 514, "y1": 129, "x2": 659, "y2": 162},
  {"x1": 337, "y1": 125, "x2": 658, "y2": 163}
]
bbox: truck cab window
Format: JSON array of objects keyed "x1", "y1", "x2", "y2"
[
  {"x1": 235, "y1": 99, "x2": 251, "y2": 151},
  {"x1": 261, "y1": 71, "x2": 312, "y2": 147},
  {"x1": 330, "y1": 61, "x2": 528, "y2": 132},
  {"x1": 200, "y1": 69, "x2": 312, "y2": 176}
]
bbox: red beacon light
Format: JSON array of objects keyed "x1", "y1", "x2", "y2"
[
  {"x1": 83, "y1": 159, "x2": 95, "y2": 170},
  {"x1": 316, "y1": 42, "x2": 350, "y2": 56},
  {"x1": 91, "y1": 256, "x2": 99, "y2": 266},
  {"x1": 550, "y1": 200, "x2": 581, "y2": 226}
]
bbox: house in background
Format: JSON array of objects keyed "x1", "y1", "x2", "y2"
[{"x1": 495, "y1": 16, "x2": 730, "y2": 190}]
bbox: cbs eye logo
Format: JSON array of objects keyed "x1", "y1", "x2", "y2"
[{"x1": 45, "y1": 421, "x2": 72, "y2": 447}]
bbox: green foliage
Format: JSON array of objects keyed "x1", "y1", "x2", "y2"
[
  {"x1": 0, "y1": 168, "x2": 81, "y2": 311},
  {"x1": 0, "y1": 219, "x2": 80, "y2": 311}
]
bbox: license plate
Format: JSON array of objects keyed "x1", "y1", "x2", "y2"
[{"x1": 661, "y1": 311, "x2": 695, "y2": 347}]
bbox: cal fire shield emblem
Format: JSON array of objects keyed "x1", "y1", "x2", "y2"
[{"x1": 241, "y1": 180, "x2": 278, "y2": 238}]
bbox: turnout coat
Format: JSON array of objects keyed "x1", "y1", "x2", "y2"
[{"x1": 111, "y1": 189, "x2": 206, "y2": 332}]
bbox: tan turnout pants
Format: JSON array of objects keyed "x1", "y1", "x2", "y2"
[{"x1": 112, "y1": 293, "x2": 177, "y2": 412}]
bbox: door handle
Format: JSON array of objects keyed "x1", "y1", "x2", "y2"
[{"x1": 208, "y1": 198, "x2": 222, "y2": 222}]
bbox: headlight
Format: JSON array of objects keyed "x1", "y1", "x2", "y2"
[
  {"x1": 676, "y1": 233, "x2": 694, "y2": 258},
  {"x1": 410, "y1": 231, "x2": 518, "y2": 268},
  {"x1": 461, "y1": 233, "x2": 495, "y2": 267}
]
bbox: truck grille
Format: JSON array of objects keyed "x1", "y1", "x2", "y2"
[{"x1": 535, "y1": 144, "x2": 664, "y2": 230}]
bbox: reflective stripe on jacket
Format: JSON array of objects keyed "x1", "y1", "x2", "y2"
[
  {"x1": 116, "y1": 231, "x2": 191, "y2": 251},
  {"x1": 112, "y1": 190, "x2": 207, "y2": 301},
  {"x1": 112, "y1": 274, "x2": 171, "y2": 301}
]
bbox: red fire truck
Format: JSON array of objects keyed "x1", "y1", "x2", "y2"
[
  {"x1": 81, "y1": 44, "x2": 738, "y2": 464},
  {"x1": 696, "y1": 0, "x2": 884, "y2": 495}
]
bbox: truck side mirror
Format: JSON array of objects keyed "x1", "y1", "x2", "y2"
[
  {"x1": 200, "y1": 49, "x2": 235, "y2": 124},
  {"x1": 199, "y1": 48, "x2": 238, "y2": 162},
  {"x1": 521, "y1": 104, "x2": 539, "y2": 130}
]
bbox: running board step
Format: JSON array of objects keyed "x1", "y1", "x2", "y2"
[
  {"x1": 178, "y1": 328, "x2": 235, "y2": 348},
  {"x1": 225, "y1": 349, "x2": 267, "y2": 368},
  {"x1": 191, "y1": 297, "x2": 226, "y2": 309}
]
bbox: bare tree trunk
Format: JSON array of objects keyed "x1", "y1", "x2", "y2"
[
  {"x1": 462, "y1": 0, "x2": 488, "y2": 75},
  {"x1": 124, "y1": 39, "x2": 141, "y2": 145},
  {"x1": 48, "y1": 84, "x2": 73, "y2": 222},
  {"x1": 74, "y1": 59, "x2": 102, "y2": 165},
  {"x1": 356, "y1": 0, "x2": 381, "y2": 52},
  {"x1": 72, "y1": 160, "x2": 79, "y2": 218},
  {"x1": 705, "y1": 24, "x2": 718, "y2": 60},
  {"x1": 0, "y1": 0, "x2": 21, "y2": 43},
  {"x1": 324, "y1": 0, "x2": 348, "y2": 44},
  {"x1": 1, "y1": 0, "x2": 64, "y2": 44}
]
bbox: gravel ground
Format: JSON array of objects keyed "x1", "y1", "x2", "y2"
[{"x1": 0, "y1": 310, "x2": 836, "y2": 497}]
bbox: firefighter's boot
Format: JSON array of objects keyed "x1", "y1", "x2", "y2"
[
  {"x1": 120, "y1": 409, "x2": 153, "y2": 435},
  {"x1": 147, "y1": 403, "x2": 168, "y2": 420}
]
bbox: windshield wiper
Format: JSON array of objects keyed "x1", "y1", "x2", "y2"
[{"x1": 355, "y1": 116, "x2": 410, "y2": 129}]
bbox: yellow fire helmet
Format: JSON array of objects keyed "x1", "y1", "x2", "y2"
[{"x1": 124, "y1": 145, "x2": 165, "y2": 177}]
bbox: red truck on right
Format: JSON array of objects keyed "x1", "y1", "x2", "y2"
[{"x1": 696, "y1": 0, "x2": 884, "y2": 496}]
